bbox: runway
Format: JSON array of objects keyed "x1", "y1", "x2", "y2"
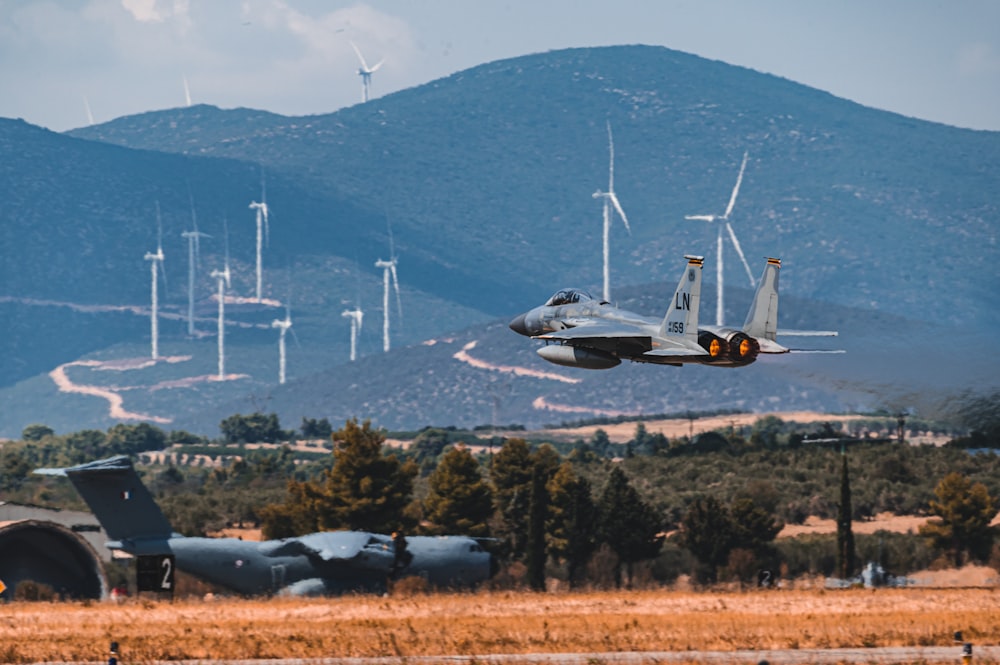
[{"x1": 51, "y1": 645, "x2": 1000, "y2": 664}]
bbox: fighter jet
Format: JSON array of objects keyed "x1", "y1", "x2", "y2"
[
  {"x1": 509, "y1": 256, "x2": 837, "y2": 369},
  {"x1": 36, "y1": 456, "x2": 494, "y2": 596}
]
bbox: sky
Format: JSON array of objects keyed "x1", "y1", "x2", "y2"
[{"x1": 1, "y1": 1, "x2": 999, "y2": 133}]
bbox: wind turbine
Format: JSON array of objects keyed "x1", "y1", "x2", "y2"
[
  {"x1": 272, "y1": 306, "x2": 293, "y2": 385},
  {"x1": 248, "y1": 175, "x2": 270, "y2": 302},
  {"x1": 592, "y1": 120, "x2": 631, "y2": 303},
  {"x1": 83, "y1": 96, "x2": 94, "y2": 126},
  {"x1": 183, "y1": 75, "x2": 192, "y2": 107},
  {"x1": 685, "y1": 150, "x2": 756, "y2": 326},
  {"x1": 350, "y1": 41, "x2": 384, "y2": 103},
  {"x1": 144, "y1": 203, "x2": 167, "y2": 360},
  {"x1": 374, "y1": 243, "x2": 401, "y2": 353},
  {"x1": 181, "y1": 193, "x2": 210, "y2": 336},
  {"x1": 341, "y1": 306, "x2": 364, "y2": 362},
  {"x1": 210, "y1": 219, "x2": 232, "y2": 379}
]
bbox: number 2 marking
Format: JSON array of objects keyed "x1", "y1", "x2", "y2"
[{"x1": 161, "y1": 557, "x2": 173, "y2": 590}]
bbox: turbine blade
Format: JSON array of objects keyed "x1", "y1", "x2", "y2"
[
  {"x1": 350, "y1": 41, "x2": 370, "y2": 70},
  {"x1": 264, "y1": 205, "x2": 270, "y2": 248},
  {"x1": 724, "y1": 150, "x2": 749, "y2": 219},
  {"x1": 370, "y1": 59, "x2": 385, "y2": 72},
  {"x1": 686, "y1": 214, "x2": 716, "y2": 222},
  {"x1": 159, "y1": 260, "x2": 169, "y2": 294},
  {"x1": 390, "y1": 263, "x2": 402, "y2": 318},
  {"x1": 725, "y1": 221, "x2": 755, "y2": 287},
  {"x1": 609, "y1": 192, "x2": 630, "y2": 233},
  {"x1": 155, "y1": 200, "x2": 163, "y2": 252},
  {"x1": 606, "y1": 119, "x2": 615, "y2": 192}
]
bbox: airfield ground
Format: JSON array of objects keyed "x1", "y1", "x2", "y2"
[{"x1": 3, "y1": 588, "x2": 998, "y2": 664}]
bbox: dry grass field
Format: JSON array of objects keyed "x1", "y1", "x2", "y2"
[{"x1": 1, "y1": 588, "x2": 998, "y2": 663}]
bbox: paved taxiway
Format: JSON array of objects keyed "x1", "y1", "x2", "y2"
[{"x1": 48, "y1": 645, "x2": 1000, "y2": 664}]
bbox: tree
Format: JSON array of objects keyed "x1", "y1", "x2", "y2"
[
  {"x1": 491, "y1": 438, "x2": 535, "y2": 560},
  {"x1": 596, "y1": 466, "x2": 663, "y2": 588},
  {"x1": 919, "y1": 472, "x2": 998, "y2": 566},
  {"x1": 679, "y1": 495, "x2": 782, "y2": 585},
  {"x1": 321, "y1": 419, "x2": 418, "y2": 533},
  {"x1": 836, "y1": 450, "x2": 856, "y2": 578},
  {"x1": 591, "y1": 429, "x2": 612, "y2": 457},
  {"x1": 106, "y1": 423, "x2": 167, "y2": 455},
  {"x1": 525, "y1": 463, "x2": 549, "y2": 591},
  {"x1": 257, "y1": 419, "x2": 416, "y2": 537},
  {"x1": 546, "y1": 461, "x2": 597, "y2": 588},
  {"x1": 749, "y1": 415, "x2": 785, "y2": 449},
  {"x1": 678, "y1": 496, "x2": 735, "y2": 584},
  {"x1": 300, "y1": 417, "x2": 333, "y2": 439},
  {"x1": 219, "y1": 412, "x2": 283, "y2": 443},
  {"x1": 730, "y1": 498, "x2": 783, "y2": 551},
  {"x1": 423, "y1": 446, "x2": 493, "y2": 537},
  {"x1": 21, "y1": 424, "x2": 54, "y2": 441}
]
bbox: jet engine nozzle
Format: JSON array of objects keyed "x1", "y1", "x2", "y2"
[
  {"x1": 727, "y1": 332, "x2": 760, "y2": 364},
  {"x1": 697, "y1": 331, "x2": 731, "y2": 362}
]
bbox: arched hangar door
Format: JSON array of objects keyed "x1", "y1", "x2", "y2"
[{"x1": 0, "y1": 520, "x2": 108, "y2": 600}]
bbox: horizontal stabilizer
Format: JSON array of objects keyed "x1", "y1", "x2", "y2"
[
  {"x1": 778, "y1": 329, "x2": 839, "y2": 337},
  {"x1": 788, "y1": 349, "x2": 847, "y2": 354}
]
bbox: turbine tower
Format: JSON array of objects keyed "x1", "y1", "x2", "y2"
[
  {"x1": 144, "y1": 204, "x2": 166, "y2": 360},
  {"x1": 350, "y1": 41, "x2": 384, "y2": 103},
  {"x1": 685, "y1": 150, "x2": 755, "y2": 326},
  {"x1": 341, "y1": 307, "x2": 364, "y2": 362},
  {"x1": 272, "y1": 307, "x2": 293, "y2": 385},
  {"x1": 210, "y1": 222, "x2": 232, "y2": 379},
  {"x1": 592, "y1": 120, "x2": 630, "y2": 303},
  {"x1": 374, "y1": 257, "x2": 401, "y2": 353},
  {"x1": 181, "y1": 198, "x2": 210, "y2": 336},
  {"x1": 248, "y1": 178, "x2": 270, "y2": 302}
]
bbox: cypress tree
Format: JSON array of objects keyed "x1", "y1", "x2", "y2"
[
  {"x1": 525, "y1": 463, "x2": 549, "y2": 591},
  {"x1": 546, "y1": 462, "x2": 597, "y2": 588},
  {"x1": 836, "y1": 449, "x2": 856, "y2": 578},
  {"x1": 491, "y1": 438, "x2": 535, "y2": 560}
]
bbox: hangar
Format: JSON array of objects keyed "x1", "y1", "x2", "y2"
[{"x1": 0, "y1": 505, "x2": 109, "y2": 600}]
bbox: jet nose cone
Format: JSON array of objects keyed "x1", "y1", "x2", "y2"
[{"x1": 509, "y1": 313, "x2": 529, "y2": 336}]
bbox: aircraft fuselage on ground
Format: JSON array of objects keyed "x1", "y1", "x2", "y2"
[{"x1": 37, "y1": 456, "x2": 494, "y2": 596}]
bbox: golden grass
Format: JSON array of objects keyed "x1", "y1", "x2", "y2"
[{"x1": 1, "y1": 588, "x2": 998, "y2": 663}]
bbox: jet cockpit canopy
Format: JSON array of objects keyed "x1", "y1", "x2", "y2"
[{"x1": 545, "y1": 289, "x2": 595, "y2": 307}]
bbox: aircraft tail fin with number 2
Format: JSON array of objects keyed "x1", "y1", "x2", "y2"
[
  {"x1": 35, "y1": 455, "x2": 175, "y2": 547},
  {"x1": 659, "y1": 255, "x2": 703, "y2": 344}
]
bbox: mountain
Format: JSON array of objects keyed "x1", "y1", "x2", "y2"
[
  {"x1": 69, "y1": 46, "x2": 1000, "y2": 329},
  {"x1": 2, "y1": 45, "x2": 998, "y2": 438}
]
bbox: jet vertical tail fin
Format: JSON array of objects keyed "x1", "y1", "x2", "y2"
[
  {"x1": 659, "y1": 255, "x2": 703, "y2": 343},
  {"x1": 35, "y1": 455, "x2": 174, "y2": 544},
  {"x1": 743, "y1": 257, "x2": 781, "y2": 342}
]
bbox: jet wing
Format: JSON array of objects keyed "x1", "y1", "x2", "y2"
[
  {"x1": 258, "y1": 531, "x2": 393, "y2": 567},
  {"x1": 536, "y1": 321, "x2": 647, "y2": 341}
]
